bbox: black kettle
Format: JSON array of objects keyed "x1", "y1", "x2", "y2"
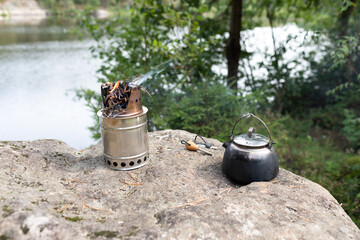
[{"x1": 222, "y1": 113, "x2": 279, "y2": 184}]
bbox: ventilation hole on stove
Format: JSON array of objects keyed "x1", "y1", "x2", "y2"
[
  {"x1": 135, "y1": 99, "x2": 138, "y2": 102},
  {"x1": 107, "y1": 160, "x2": 111, "y2": 165},
  {"x1": 144, "y1": 156, "x2": 147, "y2": 161},
  {"x1": 137, "y1": 159, "x2": 141, "y2": 164},
  {"x1": 113, "y1": 162, "x2": 118, "y2": 167},
  {"x1": 130, "y1": 161, "x2": 134, "y2": 166},
  {"x1": 121, "y1": 162, "x2": 126, "y2": 167}
]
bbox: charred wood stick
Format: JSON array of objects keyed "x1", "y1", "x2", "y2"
[{"x1": 101, "y1": 84, "x2": 110, "y2": 105}]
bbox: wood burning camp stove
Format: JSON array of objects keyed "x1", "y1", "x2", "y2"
[{"x1": 97, "y1": 82, "x2": 149, "y2": 170}]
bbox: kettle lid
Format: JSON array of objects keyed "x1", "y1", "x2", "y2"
[{"x1": 233, "y1": 127, "x2": 269, "y2": 147}]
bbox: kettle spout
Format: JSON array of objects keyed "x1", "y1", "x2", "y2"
[{"x1": 222, "y1": 142, "x2": 229, "y2": 149}]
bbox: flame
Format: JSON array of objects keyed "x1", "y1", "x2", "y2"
[{"x1": 110, "y1": 81, "x2": 120, "y2": 93}]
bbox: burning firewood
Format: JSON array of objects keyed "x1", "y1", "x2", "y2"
[
  {"x1": 100, "y1": 81, "x2": 138, "y2": 118},
  {"x1": 100, "y1": 60, "x2": 172, "y2": 118}
]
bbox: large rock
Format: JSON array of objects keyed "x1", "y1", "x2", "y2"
[{"x1": 0, "y1": 130, "x2": 359, "y2": 239}]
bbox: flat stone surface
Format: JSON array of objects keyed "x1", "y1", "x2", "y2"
[{"x1": 0, "y1": 130, "x2": 359, "y2": 239}]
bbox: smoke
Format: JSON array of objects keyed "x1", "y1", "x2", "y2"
[{"x1": 130, "y1": 60, "x2": 173, "y2": 86}]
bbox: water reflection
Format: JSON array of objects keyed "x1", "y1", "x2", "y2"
[{"x1": 0, "y1": 18, "x2": 83, "y2": 45}]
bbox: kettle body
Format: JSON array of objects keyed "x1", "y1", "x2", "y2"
[
  {"x1": 222, "y1": 142, "x2": 279, "y2": 184},
  {"x1": 222, "y1": 113, "x2": 279, "y2": 184}
]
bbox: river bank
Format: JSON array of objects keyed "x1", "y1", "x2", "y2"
[
  {"x1": 0, "y1": 0, "x2": 109, "y2": 25},
  {"x1": 0, "y1": 0, "x2": 47, "y2": 24}
]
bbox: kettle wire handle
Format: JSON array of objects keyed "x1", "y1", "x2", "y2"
[{"x1": 230, "y1": 113, "x2": 273, "y2": 146}]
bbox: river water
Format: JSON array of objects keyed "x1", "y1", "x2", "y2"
[{"x1": 0, "y1": 20, "x2": 100, "y2": 149}]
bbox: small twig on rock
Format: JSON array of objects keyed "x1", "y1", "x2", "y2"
[
  {"x1": 86, "y1": 204, "x2": 111, "y2": 212},
  {"x1": 176, "y1": 198, "x2": 209, "y2": 208},
  {"x1": 119, "y1": 179, "x2": 143, "y2": 186},
  {"x1": 289, "y1": 185, "x2": 307, "y2": 188},
  {"x1": 58, "y1": 202, "x2": 73, "y2": 213},
  {"x1": 65, "y1": 179, "x2": 86, "y2": 183},
  {"x1": 64, "y1": 158, "x2": 72, "y2": 166},
  {"x1": 330, "y1": 199, "x2": 340, "y2": 206},
  {"x1": 256, "y1": 182, "x2": 270, "y2": 187},
  {"x1": 127, "y1": 173, "x2": 138, "y2": 182},
  {"x1": 82, "y1": 202, "x2": 110, "y2": 212},
  {"x1": 296, "y1": 214, "x2": 314, "y2": 223},
  {"x1": 219, "y1": 188, "x2": 232, "y2": 195},
  {"x1": 126, "y1": 190, "x2": 137, "y2": 198}
]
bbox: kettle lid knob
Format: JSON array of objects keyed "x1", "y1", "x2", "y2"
[{"x1": 247, "y1": 127, "x2": 255, "y2": 138}]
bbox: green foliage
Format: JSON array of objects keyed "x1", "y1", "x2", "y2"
[
  {"x1": 164, "y1": 81, "x2": 253, "y2": 141},
  {"x1": 79, "y1": 0, "x2": 227, "y2": 136},
  {"x1": 73, "y1": 0, "x2": 100, "y2": 6},
  {"x1": 38, "y1": 0, "x2": 74, "y2": 10},
  {"x1": 343, "y1": 109, "x2": 360, "y2": 150},
  {"x1": 324, "y1": 21, "x2": 360, "y2": 151},
  {"x1": 75, "y1": 89, "x2": 102, "y2": 139}
]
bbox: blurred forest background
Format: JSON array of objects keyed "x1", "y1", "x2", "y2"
[{"x1": 6, "y1": 0, "x2": 359, "y2": 226}]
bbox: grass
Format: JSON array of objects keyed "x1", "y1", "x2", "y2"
[
  {"x1": 55, "y1": 152, "x2": 63, "y2": 157},
  {"x1": 64, "y1": 216, "x2": 83, "y2": 222},
  {"x1": 90, "y1": 227, "x2": 138, "y2": 239},
  {"x1": 10, "y1": 144, "x2": 20, "y2": 151},
  {"x1": 2, "y1": 205, "x2": 14, "y2": 218},
  {"x1": 125, "y1": 226, "x2": 139, "y2": 237},
  {"x1": 92, "y1": 231, "x2": 119, "y2": 238}
]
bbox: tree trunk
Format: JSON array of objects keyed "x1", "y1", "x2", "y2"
[
  {"x1": 101, "y1": 0, "x2": 107, "y2": 8},
  {"x1": 337, "y1": 0, "x2": 356, "y2": 38},
  {"x1": 226, "y1": 0, "x2": 243, "y2": 90}
]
